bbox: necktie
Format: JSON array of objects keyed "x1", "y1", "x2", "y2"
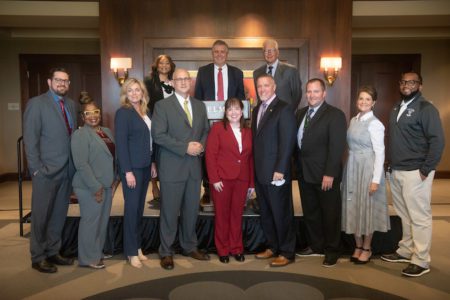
[
  {"x1": 59, "y1": 99, "x2": 71, "y2": 135},
  {"x1": 267, "y1": 66, "x2": 273, "y2": 75},
  {"x1": 258, "y1": 103, "x2": 268, "y2": 128},
  {"x1": 303, "y1": 108, "x2": 314, "y2": 132},
  {"x1": 184, "y1": 99, "x2": 192, "y2": 127},
  {"x1": 397, "y1": 101, "x2": 408, "y2": 121},
  {"x1": 217, "y1": 67, "x2": 224, "y2": 100}
]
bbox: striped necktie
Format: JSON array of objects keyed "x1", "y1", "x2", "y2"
[{"x1": 183, "y1": 99, "x2": 192, "y2": 127}]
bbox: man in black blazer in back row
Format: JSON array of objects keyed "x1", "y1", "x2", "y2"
[
  {"x1": 195, "y1": 39, "x2": 245, "y2": 202},
  {"x1": 295, "y1": 78, "x2": 347, "y2": 267},
  {"x1": 252, "y1": 74, "x2": 297, "y2": 267}
]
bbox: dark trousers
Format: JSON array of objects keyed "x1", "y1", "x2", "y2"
[
  {"x1": 121, "y1": 167, "x2": 151, "y2": 257},
  {"x1": 255, "y1": 181, "x2": 296, "y2": 259},
  {"x1": 299, "y1": 178, "x2": 342, "y2": 257},
  {"x1": 159, "y1": 178, "x2": 202, "y2": 257},
  {"x1": 211, "y1": 179, "x2": 248, "y2": 256},
  {"x1": 30, "y1": 173, "x2": 71, "y2": 263}
]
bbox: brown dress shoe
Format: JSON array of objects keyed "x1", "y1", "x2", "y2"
[
  {"x1": 270, "y1": 255, "x2": 294, "y2": 267},
  {"x1": 255, "y1": 249, "x2": 274, "y2": 259},
  {"x1": 160, "y1": 256, "x2": 174, "y2": 270},
  {"x1": 185, "y1": 250, "x2": 210, "y2": 261}
]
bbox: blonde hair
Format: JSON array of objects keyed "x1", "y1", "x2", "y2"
[{"x1": 119, "y1": 78, "x2": 149, "y2": 115}]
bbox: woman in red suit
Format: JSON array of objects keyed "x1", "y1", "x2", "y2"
[{"x1": 206, "y1": 98, "x2": 254, "y2": 263}]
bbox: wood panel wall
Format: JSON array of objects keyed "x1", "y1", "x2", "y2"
[{"x1": 99, "y1": 0, "x2": 352, "y2": 129}]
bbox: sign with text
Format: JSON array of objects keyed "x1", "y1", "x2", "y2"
[{"x1": 204, "y1": 100, "x2": 251, "y2": 120}]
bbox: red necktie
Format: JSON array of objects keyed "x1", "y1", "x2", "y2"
[
  {"x1": 217, "y1": 67, "x2": 224, "y2": 101},
  {"x1": 59, "y1": 100, "x2": 72, "y2": 135}
]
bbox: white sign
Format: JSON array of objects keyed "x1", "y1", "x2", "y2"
[{"x1": 203, "y1": 100, "x2": 251, "y2": 120}]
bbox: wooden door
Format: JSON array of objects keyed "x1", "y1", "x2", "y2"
[
  {"x1": 351, "y1": 54, "x2": 421, "y2": 161},
  {"x1": 19, "y1": 54, "x2": 101, "y2": 176}
]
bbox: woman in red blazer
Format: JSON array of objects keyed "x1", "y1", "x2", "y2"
[{"x1": 206, "y1": 98, "x2": 254, "y2": 263}]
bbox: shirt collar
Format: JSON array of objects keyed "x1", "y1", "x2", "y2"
[
  {"x1": 214, "y1": 64, "x2": 227, "y2": 70},
  {"x1": 356, "y1": 110, "x2": 374, "y2": 121}
]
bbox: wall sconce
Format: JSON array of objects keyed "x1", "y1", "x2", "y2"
[
  {"x1": 110, "y1": 57, "x2": 132, "y2": 86},
  {"x1": 320, "y1": 57, "x2": 342, "y2": 86}
]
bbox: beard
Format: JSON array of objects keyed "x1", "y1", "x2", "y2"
[
  {"x1": 53, "y1": 87, "x2": 68, "y2": 97},
  {"x1": 400, "y1": 89, "x2": 420, "y2": 101}
]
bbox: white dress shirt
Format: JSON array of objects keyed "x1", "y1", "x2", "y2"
[
  {"x1": 297, "y1": 103, "x2": 323, "y2": 149},
  {"x1": 357, "y1": 111, "x2": 385, "y2": 184},
  {"x1": 175, "y1": 92, "x2": 192, "y2": 120},
  {"x1": 214, "y1": 64, "x2": 228, "y2": 100},
  {"x1": 267, "y1": 59, "x2": 279, "y2": 76}
]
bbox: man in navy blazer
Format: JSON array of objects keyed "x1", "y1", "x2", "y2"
[
  {"x1": 295, "y1": 78, "x2": 347, "y2": 267},
  {"x1": 23, "y1": 67, "x2": 77, "y2": 273},
  {"x1": 195, "y1": 40, "x2": 245, "y2": 203},
  {"x1": 253, "y1": 39, "x2": 302, "y2": 111},
  {"x1": 252, "y1": 74, "x2": 297, "y2": 267}
]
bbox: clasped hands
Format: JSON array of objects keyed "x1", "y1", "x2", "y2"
[{"x1": 187, "y1": 142, "x2": 204, "y2": 156}]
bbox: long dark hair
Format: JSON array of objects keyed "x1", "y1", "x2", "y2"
[
  {"x1": 150, "y1": 54, "x2": 176, "y2": 81},
  {"x1": 222, "y1": 98, "x2": 246, "y2": 130}
]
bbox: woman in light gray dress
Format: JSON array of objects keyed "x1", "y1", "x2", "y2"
[
  {"x1": 72, "y1": 94, "x2": 116, "y2": 269},
  {"x1": 342, "y1": 86, "x2": 390, "y2": 264}
]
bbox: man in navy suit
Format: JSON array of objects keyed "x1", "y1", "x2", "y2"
[
  {"x1": 195, "y1": 40, "x2": 245, "y2": 203},
  {"x1": 252, "y1": 74, "x2": 297, "y2": 267},
  {"x1": 295, "y1": 78, "x2": 347, "y2": 267}
]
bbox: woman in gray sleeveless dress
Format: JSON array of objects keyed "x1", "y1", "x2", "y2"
[{"x1": 342, "y1": 86, "x2": 390, "y2": 264}]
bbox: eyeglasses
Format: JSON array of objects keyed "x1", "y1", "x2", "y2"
[
  {"x1": 263, "y1": 48, "x2": 277, "y2": 54},
  {"x1": 82, "y1": 109, "x2": 100, "y2": 117},
  {"x1": 53, "y1": 78, "x2": 70, "y2": 85},
  {"x1": 399, "y1": 80, "x2": 420, "y2": 86},
  {"x1": 173, "y1": 77, "x2": 191, "y2": 83}
]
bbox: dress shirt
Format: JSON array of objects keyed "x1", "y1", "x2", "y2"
[
  {"x1": 231, "y1": 126, "x2": 243, "y2": 153},
  {"x1": 266, "y1": 59, "x2": 279, "y2": 76},
  {"x1": 50, "y1": 91, "x2": 74, "y2": 131},
  {"x1": 214, "y1": 64, "x2": 229, "y2": 100},
  {"x1": 297, "y1": 102, "x2": 323, "y2": 149},
  {"x1": 175, "y1": 92, "x2": 192, "y2": 120},
  {"x1": 257, "y1": 94, "x2": 276, "y2": 126},
  {"x1": 356, "y1": 111, "x2": 385, "y2": 184}
]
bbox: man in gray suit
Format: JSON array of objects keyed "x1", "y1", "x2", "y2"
[
  {"x1": 23, "y1": 67, "x2": 77, "y2": 273},
  {"x1": 152, "y1": 68, "x2": 210, "y2": 270},
  {"x1": 253, "y1": 39, "x2": 302, "y2": 111}
]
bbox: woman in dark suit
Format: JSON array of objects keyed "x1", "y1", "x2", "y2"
[
  {"x1": 72, "y1": 94, "x2": 116, "y2": 269},
  {"x1": 144, "y1": 54, "x2": 176, "y2": 206},
  {"x1": 205, "y1": 98, "x2": 254, "y2": 263},
  {"x1": 115, "y1": 78, "x2": 157, "y2": 268}
]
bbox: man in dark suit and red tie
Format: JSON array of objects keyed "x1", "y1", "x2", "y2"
[
  {"x1": 252, "y1": 74, "x2": 297, "y2": 267},
  {"x1": 295, "y1": 78, "x2": 347, "y2": 267},
  {"x1": 195, "y1": 39, "x2": 245, "y2": 203}
]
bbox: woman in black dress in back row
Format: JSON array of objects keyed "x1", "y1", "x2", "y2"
[{"x1": 144, "y1": 54, "x2": 176, "y2": 206}]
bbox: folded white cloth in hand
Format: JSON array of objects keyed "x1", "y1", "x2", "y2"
[{"x1": 271, "y1": 179, "x2": 285, "y2": 186}]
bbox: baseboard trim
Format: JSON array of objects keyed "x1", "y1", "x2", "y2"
[
  {"x1": 436, "y1": 171, "x2": 450, "y2": 179},
  {"x1": 0, "y1": 173, "x2": 18, "y2": 183}
]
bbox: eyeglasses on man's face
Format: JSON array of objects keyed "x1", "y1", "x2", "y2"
[
  {"x1": 82, "y1": 109, "x2": 101, "y2": 117},
  {"x1": 53, "y1": 78, "x2": 71, "y2": 85},
  {"x1": 399, "y1": 80, "x2": 420, "y2": 87},
  {"x1": 173, "y1": 77, "x2": 191, "y2": 83},
  {"x1": 263, "y1": 48, "x2": 277, "y2": 54}
]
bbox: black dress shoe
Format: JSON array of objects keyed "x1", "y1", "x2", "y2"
[
  {"x1": 219, "y1": 256, "x2": 229, "y2": 263},
  {"x1": 47, "y1": 254, "x2": 74, "y2": 265},
  {"x1": 160, "y1": 256, "x2": 174, "y2": 270},
  {"x1": 184, "y1": 249, "x2": 210, "y2": 261},
  {"x1": 32, "y1": 260, "x2": 57, "y2": 273},
  {"x1": 322, "y1": 255, "x2": 338, "y2": 267},
  {"x1": 234, "y1": 254, "x2": 245, "y2": 262},
  {"x1": 296, "y1": 247, "x2": 324, "y2": 257}
]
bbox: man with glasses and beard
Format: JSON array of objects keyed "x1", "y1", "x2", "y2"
[
  {"x1": 23, "y1": 67, "x2": 77, "y2": 273},
  {"x1": 381, "y1": 71, "x2": 444, "y2": 277}
]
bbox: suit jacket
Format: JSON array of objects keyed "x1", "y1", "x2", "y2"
[
  {"x1": 194, "y1": 63, "x2": 245, "y2": 100},
  {"x1": 295, "y1": 102, "x2": 347, "y2": 184},
  {"x1": 251, "y1": 97, "x2": 296, "y2": 184},
  {"x1": 253, "y1": 61, "x2": 302, "y2": 110},
  {"x1": 115, "y1": 107, "x2": 153, "y2": 173},
  {"x1": 152, "y1": 94, "x2": 210, "y2": 182},
  {"x1": 71, "y1": 126, "x2": 115, "y2": 194},
  {"x1": 205, "y1": 122, "x2": 254, "y2": 187},
  {"x1": 23, "y1": 90, "x2": 77, "y2": 180}
]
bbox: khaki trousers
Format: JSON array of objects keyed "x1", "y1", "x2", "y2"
[{"x1": 390, "y1": 169, "x2": 434, "y2": 268}]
